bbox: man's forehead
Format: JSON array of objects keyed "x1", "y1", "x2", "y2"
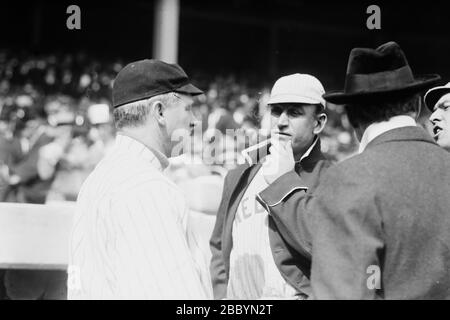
[
  {"x1": 435, "y1": 93, "x2": 450, "y2": 109},
  {"x1": 174, "y1": 92, "x2": 194, "y2": 104}
]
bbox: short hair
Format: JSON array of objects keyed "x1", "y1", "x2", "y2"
[
  {"x1": 344, "y1": 93, "x2": 420, "y2": 128},
  {"x1": 314, "y1": 103, "x2": 326, "y2": 115},
  {"x1": 113, "y1": 92, "x2": 177, "y2": 130}
]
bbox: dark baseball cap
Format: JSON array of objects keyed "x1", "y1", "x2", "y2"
[{"x1": 112, "y1": 59, "x2": 203, "y2": 108}]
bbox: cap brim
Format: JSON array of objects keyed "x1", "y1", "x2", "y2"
[
  {"x1": 267, "y1": 94, "x2": 325, "y2": 106},
  {"x1": 424, "y1": 86, "x2": 450, "y2": 111},
  {"x1": 174, "y1": 83, "x2": 204, "y2": 96},
  {"x1": 324, "y1": 74, "x2": 441, "y2": 105}
]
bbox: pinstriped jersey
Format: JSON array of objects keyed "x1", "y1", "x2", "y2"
[{"x1": 68, "y1": 133, "x2": 211, "y2": 299}]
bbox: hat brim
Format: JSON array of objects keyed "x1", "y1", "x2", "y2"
[
  {"x1": 174, "y1": 83, "x2": 204, "y2": 96},
  {"x1": 424, "y1": 86, "x2": 450, "y2": 111},
  {"x1": 113, "y1": 83, "x2": 204, "y2": 108},
  {"x1": 267, "y1": 94, "x2": 325, "y2": 106},
  {"x1": 323, "y1": 74, "x2": 441, "y2": 105}
]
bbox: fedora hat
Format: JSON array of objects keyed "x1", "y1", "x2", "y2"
[{"x1": 323, "y1": 41, "x2": 441, "y2": 104}]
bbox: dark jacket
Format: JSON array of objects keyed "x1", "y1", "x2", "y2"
[
  {"x1": 9, "y1": 131, "x2": 55, "y2": 204},
  {"x1": 258, "y1": 126, "x2": 450, "y2": 299},
  {"x1": 209, "y1": 138, "x2": 332, "y2": 299},
  {"x1": 0, "y1": 135, "x2": 23, "y2": 201}
]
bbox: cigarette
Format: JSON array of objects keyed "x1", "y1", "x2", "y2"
[{"x1": 241, "y1": 138, "x2": 271, "y2": 165}]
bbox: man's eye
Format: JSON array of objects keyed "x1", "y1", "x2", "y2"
[
  {"x1": 271, "y1": 107, "x2": 283, "y2": 116},
  {"x1": 288, "y1": 109, "x2": 303, "y2": 117}
]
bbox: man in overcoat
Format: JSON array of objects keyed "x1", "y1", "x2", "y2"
[{"x1": 257, "y1": 42, "x2": 450, "y2": 299}]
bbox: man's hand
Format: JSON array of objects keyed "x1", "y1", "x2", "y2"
[{"x1": 261, "y1": 137, "x2": 295, "y2": 184}]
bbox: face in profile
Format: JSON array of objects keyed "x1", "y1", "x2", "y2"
[
  {"x1": 161, "y1": 93, "x2": 198, "y2": 156},
  {"x1": 269, "y1": 103, "x2": 325, "y2": 159},
  {"x1": 430, "y1": 93, "x2": 450, "y2": 151}
]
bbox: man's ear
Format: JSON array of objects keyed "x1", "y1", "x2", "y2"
[
  {"x1": 313, "y1": 113, "x2": 327, "y2": 135},
  {"x1": 151, "y1": 100, "x2": 166, "y2": 126}
]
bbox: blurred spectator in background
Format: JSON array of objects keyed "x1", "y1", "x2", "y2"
[
  {"x1": 42, "y1": 105, "x2": 82, "y2": 202},
  {"x1": 85, "y1": 103, "x2": 115, "y2": 166},
  {"x1": 3, "y1": 100, "x2": 53, "y2": 204},
  {"x1": 46, "y1": 103, "x2": 115, "y2": 202}
]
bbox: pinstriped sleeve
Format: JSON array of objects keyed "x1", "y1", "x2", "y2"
[
  {"x1": 95, "y1": 181, "x2": 210, "y2": 299},
  {"x1": 179, "y1": 196, "x2": 214, "y2": 299},
  {"x1": 167, "y1": 182, "x2": 213, "y2": 298}
]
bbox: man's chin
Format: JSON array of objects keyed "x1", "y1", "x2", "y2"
[
  {"x1": 438, "y1": 140, "x2": 450, "y2": 152},
  {"x1": 435, "y1": 134, "x2": 450, "y2": 151}
]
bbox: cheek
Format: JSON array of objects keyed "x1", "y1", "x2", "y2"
[
  {"x1": 443, "y1": 113, "x2": 450, "y2": 127},
  {"x1": 291, "y1": 119, "x2": 313, "y2": 139},
  {"x1": 270, "y1": 116, "x2": 278, "y2": 128},
  {"x1": 179, "y1": 111, "x2": 190, "y2": 128},
  {"x1": 171, "y1": 110, "x2": 190, "y2": 132}
]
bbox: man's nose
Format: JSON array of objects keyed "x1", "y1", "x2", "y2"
[
  {"x1": 277, "y1": 111, "x2": 289, "y2": 128},
  {"x1": 430, "y1": 109, "x2": 443, "y2": 124},
  {"x1": 190, "y1": 110, "x2": 199, "y2": 125}
]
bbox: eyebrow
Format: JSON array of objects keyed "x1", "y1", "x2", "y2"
[
  {"x1": 271, "y1": 104, "x2": 307, "y2": 109},
  {"x1": 435, "y1": 102, "x2": 450, "y2": 111}
]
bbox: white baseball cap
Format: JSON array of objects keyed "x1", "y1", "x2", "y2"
[
  {"x1": 267, "y1": 73, "x2": 326, "y2": 107},
  {"x1": 424, "y1": 82, "x2": 450, "y2": 111}
]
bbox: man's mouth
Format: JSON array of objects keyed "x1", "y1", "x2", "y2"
[
  {"x1": 433, "y1": 125, "x2": 443, "y2": 138},
  {"x1": 272, "y1": 132, "x2": 292, "y2": 142},
  {"x1": 273, "y1": 132, "x2": 292, "y2": 137}
]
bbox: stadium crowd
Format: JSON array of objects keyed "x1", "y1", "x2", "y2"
[
  {"x1": 2, "y1": 40, "x2": 449, "y2": 300},
  {"x1": 0, "y1": 49, "x2": 358, "y2": 205}
]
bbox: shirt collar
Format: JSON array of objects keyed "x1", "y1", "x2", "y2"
[
  {"x1": 296, "y1": 135, "x2": 319, "y2": 163},
  {"x1": 358, "y1": 115, "x2": 417, "y2": 153},
  {"x1": 115, "y1": 133, "x2": 169, "y2": 171}
]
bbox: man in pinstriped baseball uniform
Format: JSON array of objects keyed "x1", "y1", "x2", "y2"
[{"x1": 68, "y1": 59, "x2": 212, "y2": 299}]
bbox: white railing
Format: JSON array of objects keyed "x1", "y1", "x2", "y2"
[
  {"x1": 0, "y1": 202, "x2": 75, "y2": 270},
  {"x1": 0, "y1": 190, "x2": 219, "y2": 272}
]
